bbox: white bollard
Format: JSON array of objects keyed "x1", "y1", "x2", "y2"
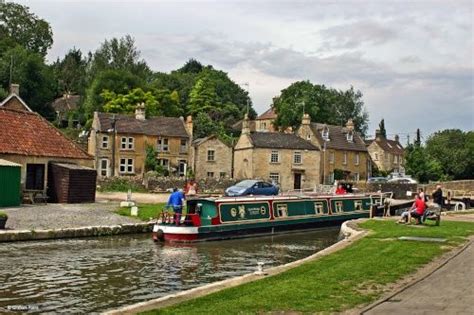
[
  {"x1": 131, "y1": 206, "x2": 139, "y2": 216},
  {"x1": 255, "y1": 262, "x2": 265, "y2": 275}
]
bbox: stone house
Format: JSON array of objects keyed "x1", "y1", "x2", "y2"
[
  {"x1": 0, "y1": 107, "x2": 93, "y2": 194},
  {"x1": 297, "y1": 114, "x2": 369, "y2": 184},
  {"x1": 234, "y1": 115, "x2": 320, "y2": 191},
  {"x1": 51, "y1": 93, "x2": 81, "y2": 127},
  {"x1": 366, "y1": 130, "x2": 405, "y2": 173},
  {"x1": 255, "y1": 107, "x2": 278, "y2": 132},
  {"x1": 88, "y1": 107, "x2": 193, "y2": 177},
  {"x1": 0, "y1": 84, "x2": 33, "y2": 112},
  {"x1": 192, "y1": 136, "x2": 233, "y2": 179}
]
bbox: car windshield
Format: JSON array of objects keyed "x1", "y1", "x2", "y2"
[{"x1": 235, "y1": 180, "x2": 257, "y2": 188}]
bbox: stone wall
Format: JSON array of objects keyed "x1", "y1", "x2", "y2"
[{"x1": 420, "y1": 180, "x2": 474, "y2": 195}]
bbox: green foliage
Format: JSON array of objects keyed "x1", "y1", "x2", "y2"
[
  {"x1": 177, "y1": 58, "x2": 203, "y2": 74},
  {"x1": 145, "y1": 144, "x2": 158, "y2": 172},
  {"x1": 424, "y1": 129, "x2": 474, "y2": 180},
  {"x1": 405, "y1": 144, "x2": 444, "y2": 183},
  {"x1": 0, "y1": 45, "x2": 56, "y2": 118},
  {"x1": 102, "y1": 88, "x2": 158, "y2": 116},
  {"x1": 378, "y1": 119, "x2": 386, "y2": 137},
  {"x1": 0, "y1": 2, "x2": 53, "y2": 56},
  {"x1": 147, "y1": 220, "x2": 474, "y2": 314},
  {"x1": 0, "y1": 211, "x2": 8, "y2": 219},
  {"x1": 116, "y1": 203, "x2": 168, "y2": 221},
  {"x1": 273, "y1": 81, "x2": 368, "y2": 136},
  {"x1": 0, "y1": 86, "x2": 7, "y2": 100},
  {"x1": 52, "y1": 48, "x2": 87, "y2": 95},
  {"x1": 97, "y1": 177, "x2": 146, "y2": 192}
]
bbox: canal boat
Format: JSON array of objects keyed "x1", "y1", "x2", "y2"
[{"x1": 153, "y1": 193, "x2": 389, "y2": 242}]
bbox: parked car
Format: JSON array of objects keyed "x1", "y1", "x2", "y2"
[
  {"x1": 387, "y1": 177, "x2": 418, "y2": 184},
  {"x1": 225, "y1": 180, "x2": 279, "y2": 197},
  {"x1": 367, "y1": 177, "x2": 388, "y2": 183}
]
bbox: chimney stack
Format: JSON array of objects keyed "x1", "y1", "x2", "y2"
[
  {"x1": 302, "y1": 113, "x2": 311, "y2": 126},
  {"x1": 185, "y1": 115, "x2": 193, "y2": 139},
  {"x1": 242, "y1": 113, "x2": 250, "y2": 135},
  {"x1": 395, "y1": 134, "x2": 400, "y2": 142},
  {"x1": 10, "y1": 84, "x2": 19, "y2": 95},
  {"x1": 346, "y1": 118, "x2": 354, "y2": 132},
  {"x1": 135, "y1": 103, "x2": 146, "y2": 121},
  {"x1": 375, "y1": 129, "x2": 383, "y2": 141}
]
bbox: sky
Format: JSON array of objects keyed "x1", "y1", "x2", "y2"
[{"x1": 15, "y1": 0, "x2": 474, "y2": 141}]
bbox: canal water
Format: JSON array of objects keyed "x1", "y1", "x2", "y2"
[{"x1": 0, "y1": 229, "x2": 340, "y2": 314}]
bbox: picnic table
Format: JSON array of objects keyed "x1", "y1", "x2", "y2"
[{"x1": 23, "y1": 190, "x2": 48, "y2": 204}]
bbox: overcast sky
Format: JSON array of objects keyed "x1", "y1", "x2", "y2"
[{"x1": 16, "y1": 0, "x2": 474, "y2": 141}]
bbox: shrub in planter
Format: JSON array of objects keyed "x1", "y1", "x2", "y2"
[{"x1": 0, "y1": 211, "x2": 8, "y2": 229}]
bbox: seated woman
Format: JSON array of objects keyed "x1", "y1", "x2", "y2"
[
  {"x1": 335, "y1": 184, "x2": 346, "y2": 195},
  {"x1": 399, "y1": 193, "x2": 426, "y2": 224}
]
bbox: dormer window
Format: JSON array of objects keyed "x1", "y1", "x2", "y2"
[
  {"x1": 346, "y1": 131, "x2": 354, "y2": 142},
  {"x1": 322, "y1": 127, "x2": 329, "y2": 140}
]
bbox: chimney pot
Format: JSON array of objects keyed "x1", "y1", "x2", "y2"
[
  {"x1": 395, "y1": 134, "x2": 400, "y2": 142},
  {"x1": 135, "y1": 102, "x2": 146, "y2": 121}
]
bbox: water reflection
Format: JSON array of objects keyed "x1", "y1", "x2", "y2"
[{"x1": 0, "y1": 228, "x2": 339, "y2": 313}]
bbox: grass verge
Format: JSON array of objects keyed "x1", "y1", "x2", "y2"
[
  {"x1": 116, "y1": 203, "x2": 168, "y2": 221},
  {"x1": 142, "y1": 219, "x2": 474, "y2": 314}
]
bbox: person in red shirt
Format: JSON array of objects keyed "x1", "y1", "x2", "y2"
[
  {"x1": 335, "y1": 184, "x2": 346, "y2": 195},
  {"x1": 398, "y1": 194, "x2": 426, "y2": 224}
]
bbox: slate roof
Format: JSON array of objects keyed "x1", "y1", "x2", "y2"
[
  {"x1": 52, "y1": 94, "x2": 81, "y2": 113},
  {"x1": 366, "y1": 137, "x2": 404, "y2": 154},
  {"x1": 249, "y1": 132, "x2": 319, "y2": 150},
  {"x1": 97, "y1": 112, "x2": 189, "y2": 138},
  {"x1": 0, "y1": 108, "x2": 92, "y2": 159},
  {"x1": 310, "y1": 123, "x2": 368, "y2": 152},
  {"x1": 256, "y1": 107, "x2": 277, "y2": 120}
]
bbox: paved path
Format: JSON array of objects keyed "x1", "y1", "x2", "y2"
[
  {"x1": 96, "y1": 191, "x2": 169, "y2": 203},
  {"x1": 365, "y1": 240, "x2": 474, "y2": 315},
  {"x1": 2, "y1": 202, "x2": 141, "y2": 230}
]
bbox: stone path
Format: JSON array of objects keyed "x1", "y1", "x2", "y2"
[
  {"x1": 1, "y1": 202, "x2": 141, "y2": 230},
  {"x1": 96, "y1": 191, "x2": 169, "y2": 203},
  {"x1": 365, "y1": 239, "x2": 474, "y2": 315}
]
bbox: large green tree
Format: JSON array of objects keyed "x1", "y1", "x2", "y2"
[
  {"x1": 273, "y1": 81, "x2": 369, "y2": 136},
  {"x1": 0, "y1": 2, "x2": 53, "y2": 56},
  {"x1": 52, "y1": 48, "x2": 88, "y2": 95},
  {"x1": 405, "y1": 144, "x2": 444, "y2": 183},
  {"x1": 425, "y1": 129, "x2": 474, "y2": 180}
]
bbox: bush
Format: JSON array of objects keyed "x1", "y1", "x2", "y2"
[
  {"x1": 97, "y1": 177, "x2": 146, "y2": 192},
  {"x1": 0, "y1": 211, "x2": 8, "y2": 219}
]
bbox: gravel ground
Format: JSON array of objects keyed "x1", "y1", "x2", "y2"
[
  {"x1": 96, "y1": 191, "x2": 169, "y2": 203},
  {"x1": 1, "y1": 202, "x2": 141, "y2": 230}
]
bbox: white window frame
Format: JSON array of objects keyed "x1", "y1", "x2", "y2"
[
  {"x1": 354, "y1": 172, "x2": 360, "y2": 181},
  {"x1": 207, "y1": 171, "x2": 214, "y2": 178},
  {"x1": 354, "y1": 200, "x2": 363, "y2": 211},
  {"x1": 269, "y1": 172, "x2": 280, "y2": 184},
  {"x1": 207, "y1": 149, "x2": 215, "y2": 161},
  {"x1": 335, "y1": 201, "x2": 343, "y2": 213},
  {"x1": 355, "y1": 153, "x2": 360, "y2": 166},
  {"x1": 157, "y1": 138, "x2": 169, "y2": 152},
  {"x1": 293, "y1": 151, "x2": 302, "y2": 164},
  {"x1": 101, "y1": 136, "x2": 109, "y2": 149},
  {"x1": 394, "y1": 154, "x2": 398, "y2": 164},
  {"x1": 120, "y1": 137, "x2": 134, "y2": 150},
  {"x1": 180, "y1": 139, "x2": 187, "y2": 153},
  {"x1": 329, "y1": 152, "x2": 334, "y2": 164},
  {"x1": 219, "y1": 172, "x2": 226, "y2": 178},
  {"x1": 314, "y1": 202, "x2": 324, "y2": 215},
  {"x1": 270, "y1": 150, "x2": 280, "y2": 163},
  {"x1": 119, "y1": 158, "x2": 134, "y2": 174},
  {"x1": 158, "y1": 158, "x2": 169, "y2": 169},
  {"x1": 99, "y1": 158, "x2": 109, "y2": 177}
]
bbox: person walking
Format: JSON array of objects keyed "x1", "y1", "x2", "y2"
[{"x1": 167, "y1": 188, "x2": 186, "y2": 225}]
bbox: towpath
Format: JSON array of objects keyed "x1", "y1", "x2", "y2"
[{"x1": 364, "y1": 214, "x2": 474, "y2": 315}]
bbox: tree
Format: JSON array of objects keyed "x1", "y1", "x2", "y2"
[
  {"x1": 102, "y1": 88, "x2": 158, "y2": 116},
  {"x1": 405, "y1": 144, "x2": 443, "y2": 183},
  {"x1": 425, "y1": 129, "x2": 474, "y2": 180},
  {"x1": 379, "y1": 119, "x2": 386, "y2": 137},
  {"x1": 0, "y1": 45, "x2": 56, "y2": 118},
  {"x1": 272, "y1": 81, "x2": 369, "y2": 136},
  {"x1": 52, "y1": 48, "x2": 88, "y2": 95},
  {"x1": 414, "y1": 128, "x2": 421, "y2": 147},
  {"x1": 0, "y1": 2, "x2": 53, "y2": 56},
  {"x1": 144, "y1": 144, "x2": 158, "y2": 172},
  {"x1": 177, "y1": 58, "x2": 203, "y2": 74}
]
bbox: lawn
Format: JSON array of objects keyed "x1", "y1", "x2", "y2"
[
  {"x1": 142, "y1": 219, "x2": 474, "y2": 314},
  {"x1": 116, "y1": 203, "x2": 169, "y2": 221}
]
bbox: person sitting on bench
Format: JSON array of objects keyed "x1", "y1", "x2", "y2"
[{"x1": 399, "y1": 193, "x2": 426, "y2": 224}]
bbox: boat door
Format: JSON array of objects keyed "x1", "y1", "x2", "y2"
[{"x1": 293, "y1": 173, "x2": 302, "y2": 190}]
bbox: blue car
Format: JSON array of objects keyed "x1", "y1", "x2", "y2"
[{"x1": 225, "y1": 180, "x2": 279, "y2": 197}]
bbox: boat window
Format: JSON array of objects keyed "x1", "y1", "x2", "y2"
[
  {"x1": 276, "y1": 204, "x2": 288, "y2": 218},
  {"x1": 335, "y1": 201, "x2": 343, "y2": 213},
  {"x1": 354, "y1": 200, "x2": 363, "y2": 211},
  {"x1": 314, "y1": 202, "x2": 324, "y2": 214}
]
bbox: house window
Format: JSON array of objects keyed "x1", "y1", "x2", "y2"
[
  {"x1": 329, "y1": 172, "x2": 335, "y2": 183},
  {"x1": 354, "y1": 172, "x2": 360, "y2": 181},
  {"x1": 220, "y1": 172, "x2": 226, "y2": 178},
  {"x1": 158, "y1": 159, "x2": 169, "y2": 169},
  {"x1": 306, "y1": 134, "x2": 311, "y2": 140},
  {"x1": 180, "y1": 139, "x2": 187, "y2": 153},
  {"x1": 101, "y1": 136, "x2": 109, "y2": 149},
  {"x1": 207, "y1": 172, "x2": 214, "y2": 178},
  {"x1": 121, "y1": 137, "x2": 134, "y2": 150},
  {"x1": 269, "y1": 172, "x2": 280, "y2": 184},
  {"x1": 293, "y1": 151, "x2": 302, "y2": 164},
  {"x1": 355, "y1": 153, "x2": 360, "y2": 166},
  {"x1": 157, "y1": 138, "x2": 169, "y2": 152},
  {"x1": 178, "y1": 160, "x2": 187, "y2": 176},
  {"x1": 347, "y1": 131, "x2": 353, "y2": 142},
  {"x1": 270, "y1": 150, "x2": 280, "y2": 163},
  {"x1": 207, "y1": 149, "x2": 215, "y2": 161},
  {"x1": 119, "y1": 158, "x2": 134, "y2": 174},
  {"x1": 260, "y1": 122, "x2": 267, "y2": 130},
  {"x1": 374, "y1": 153, "x2": 379, "y2": 161},
  {"x1": 26, "y1": 164, "x2": 45, "y2": 190},
  {"x1": 335, "y1": 201, "x2": 343, "y2": 213},
  {"x1": 100, "y1": 159, "x2": 109, "y2": 177},
  {"x1": 343, "y1": 152, "x2": 347, "y2": 165},
  {"x1": 314, "y1": 202, "x2": 324, "y2": 215},
  {"x1": 329, "y1": 152, "x2": 335, "y2": 164}
]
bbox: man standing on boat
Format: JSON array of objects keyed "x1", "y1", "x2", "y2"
[{"x1": 167, "y1": 188, "x2": 186, "y2": 225}]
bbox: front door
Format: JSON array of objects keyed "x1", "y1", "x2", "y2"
[{"x1": 294, "y1": 173, "x2": 302, "y2": 190}]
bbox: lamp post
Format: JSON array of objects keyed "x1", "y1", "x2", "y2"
[
  {"x1": 322, "y1": 138, "x2": 327, "y2": 184},
  {"x1": 110, "y1": 114, "x2": 117, "y2": 177}
]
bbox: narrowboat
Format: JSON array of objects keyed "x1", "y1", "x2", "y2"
[{"x1": 152, "y1": 193, "x2": 388, "y2": 242}]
